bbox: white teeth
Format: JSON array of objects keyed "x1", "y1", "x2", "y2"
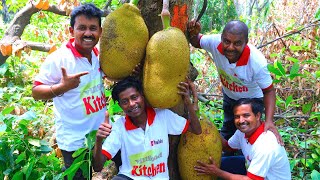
[{"x1": 83, "y1": 38, "x2": 93, "y2": 42}]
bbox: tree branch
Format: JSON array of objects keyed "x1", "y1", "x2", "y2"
[{"x1": 257, "y1": 21, "x2": 320, "y2": 49}]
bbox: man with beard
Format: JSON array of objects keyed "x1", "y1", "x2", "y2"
[
  {"x1": 32, "y1": 4, "x2": 105, "y2": 179},
  {"x1": 194, "y1": 98, "x2": 291, "y2": 180},
  {"x1": 93, "y1": 76, "x2": 202, "y2": 180},
  {"x1": 187, "y1": 20, "x2": 282, "y2": 145}
]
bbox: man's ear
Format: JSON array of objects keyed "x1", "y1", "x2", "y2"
[
  {"x1": 256, "y1": 112, "x2": 261, "y2": 121},
  {"x1": 69, "y1": 27, "x2": 74, "y2": 37}
]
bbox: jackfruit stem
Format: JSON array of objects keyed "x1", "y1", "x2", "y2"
[
  {"x1": 161, "y1": 0, "x2": 171, "y2": 29},
  {"x1": 130, "y1": 0, "x2": 139, "y2": 6}
]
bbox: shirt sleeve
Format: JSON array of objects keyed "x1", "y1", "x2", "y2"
[
  {"x1": 101, "y1": 118, "x2": 122, "y2": 160},
  {"x1": 200, "y1": 34, "x2": 220, "y2": 52},
  {"x1": 163, "y1": 109, "x2": 188, "y2": 135},
  {"x1": 227, "y1": 130, "x2": 242, "y2": 149},
  {"x1": 254, "y1": 65, "x2": 273, "y2": 90},
  {"x1": 34, "y1": 53, "x2": 63, "y2": 85}
]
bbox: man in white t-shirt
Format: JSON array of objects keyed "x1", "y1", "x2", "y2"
[
  {"x1": 93, "y1": 77, "x2": 202, "y2": 180},
  {"x1": 187, "y1": 20, "x2": 282, "y2": 145},
  {"x1": 32, "y1": 4, "x2": 105, "y2": 179},
  {"x1": 194, "y1": 98, "x2": 291, "y2": 180}
]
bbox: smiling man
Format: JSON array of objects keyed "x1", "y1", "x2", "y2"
[
  {"x1": 187, "y1": 20, "x2": 282, "y2": 146},
  {"x1": 32, "y1": 4, "x2": 105, "y2": 179},
  {"x1": 93, "y1": 76, "x2": 201, "y2": 180},
  {"x1": 195, "y1": 98, "x2": 291, "y2": 180}
]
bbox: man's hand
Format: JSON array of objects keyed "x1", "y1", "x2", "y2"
[
  {"x1": 264, "y1": 121, "x2": 284, "y2": 146},
  {"x1": 187, "y1": 19, "x2": 202, "y2": 37},
  {"x1": 60, "y1": 67, "x2": 89, "y2": 91},
  {"x1": 96, "y1": 112, "x2": 112, "y2": 142},
  {"x1": 194, "y1": 157, "x2": 218, "y2": 176},
  {"x1": 130, "y1": 63, "x2": 143, "y2": 78},
  {"x1": 177, "y1": 78, "x2": 193, "y2": 106}
]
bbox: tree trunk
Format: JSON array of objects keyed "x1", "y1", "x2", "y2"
[{"x1": 138, "y1": 1, "x2": 196, "y2": 179}]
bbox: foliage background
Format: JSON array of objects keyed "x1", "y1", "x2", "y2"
[{"x1": 0, "y1": 0, "x2": 319, "y2": 179}]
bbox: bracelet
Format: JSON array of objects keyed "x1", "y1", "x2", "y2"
[{"x1": 50, "y1": 84, "x2": 64, "y2": 97}]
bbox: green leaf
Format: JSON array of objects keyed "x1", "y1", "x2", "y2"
[
  {"x1": 315, "y1": 8, "x2": 320, "y2": 19},
  {"x1": 80, "y1": 161, "x2": 90, "y2": 179},
  {"x1": 289, "y1": 45, "x2": 303, "y2": 51},
  {"x1": 302, "y1": 103, "x2": 312, "y2": 114},
  {"x1": 269, "y1": 53, "x2": 278, "y2": 58},
  {"x1": 1, "y1": 106, "x2": 14, "y2": 115},
  {"x1": 267, "y1": 64, "x2": 283, "y2": 76},
  {"x1": 0, "y1": 63, "x2": 9, "y2": 76},
  {"x1": 72, "y1": 148, "x2": 87, "y2": 158},
  {"x1": 28, "y1": 138, "x2": 41, "y2": 147},
  {"x1": 85, "y1": 130, "x2": 97, "y2": 149},
  {"x1": 289, "y1": 62, "x2": 300, "y2": 75},
  {"x1": 285, "y1": 95, "x2": 293, "y2": 108},
  {"x1": 315, "y1": 70, "x2": 320, "y2": 78},
  {"x1": 276, "y1": 61, "x2": 286, "y2": 75},
  {"x1": 15, "y1": 152, "x2": 26, "y2": 164},
  {"x1": 286, "y1": 57, "x2": 299, "y2": 63},
  {"x1": 12, "y1": 171, "x2": 23, "y2": 180},
  {"x1": 105, "y1": 89, "x2": 111, "y2": 97},
  {"x1": 17, "y1": 110, "x2": 37, "y2": 121},
  {"x1": 63, "y1": 161, "x2": 83, "y2": 180},
  {"x1": 311, "y1": 170, "x2": 320, "y2": 180}
]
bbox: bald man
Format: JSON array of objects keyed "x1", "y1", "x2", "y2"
[{"x1": 187, "y1": 20, "x2": 282, "y2": 145}]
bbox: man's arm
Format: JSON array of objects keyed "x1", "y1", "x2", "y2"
[
  {"x1": 195, "y1": 157, "x2": 252, "y2": 180},
  {"x1": 32, "y1": 67, "x2": 88, "y2": 100},
  {"x1": 177, "y1": 79, "x2": 202, "y2": 135},
  {"x1": 263, "y1": 86, "x2": 284, "y2": 145},
  {"x1": 93, "y1": 114, "x2": 111, "y2": 172}
]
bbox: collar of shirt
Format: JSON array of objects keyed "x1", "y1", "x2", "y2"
[{"x1": 124, "y1": 107, "x2": 155, "y2": 131}]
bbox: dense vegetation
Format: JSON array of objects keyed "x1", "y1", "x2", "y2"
[{"x1": 0, "y1": 0, "x2": 319, "y2": 179}]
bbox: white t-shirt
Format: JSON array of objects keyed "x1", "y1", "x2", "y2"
[
  {"x1": 200, "y1": 34, "x2": 273, "y2": 100},
  {"x1": 102, "y1": 107, "x2": 189, "y2": 180},
  {"x1": 228, "y1": 123, "x2": 291, "y2": 180},
  {"x1": 34, "y1": 39, "x2": 107, "y2": 151}
]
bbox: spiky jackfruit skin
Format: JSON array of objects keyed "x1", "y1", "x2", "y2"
[
  {"x1": 178, "y1": 118, "x2": 222, "y2": 180},
  {"x1": 143, "y1": 27, "x2": 189, "y2": 108},
  {"x1": 100, "y1": 3, "x2": 149, "y2": 80}
]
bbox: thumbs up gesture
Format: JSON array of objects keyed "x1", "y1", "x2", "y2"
[
  {"x1": 60, "y1": 67, "x2": 89, "y2": 91},
  {"x1": 96, "y1": 111, "x2": 112, "y2": 141}
]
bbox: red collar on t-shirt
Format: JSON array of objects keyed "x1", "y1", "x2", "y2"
[
  {"x1": 124, "y1": 106, "x2": 155, "y2": 131},
  {"x1": 245, "y1": 122, "x2": 265, "y2": 145},
  {"x1": 217, "y1": 43, "x2": 250, "y2": 66},
  {"x1": 66, "y1": 38, "x2": 99, "y2": 58}
]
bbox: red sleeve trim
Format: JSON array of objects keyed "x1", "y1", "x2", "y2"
[
  {"x1": 33, "y1": 81, "x2": 43, "y2": 87},
  {"x1": 226, "y1": 141, "x2": 238, "y2": 152},
  {"x1": 182, "y1": 120, "x2": 190, "y2": 134},
  {"x1": 262, "y1": 84, "x2": 273, "y2": 92},
  {"x1": 198, "y1": 34, "x2": 203, "y2": 48},
  {"x1": 247, "y1": 172, "x2": 264, "y2": 180},
  {"x1": 101, "y1": 149, "x2": 112, "y2": 160}
]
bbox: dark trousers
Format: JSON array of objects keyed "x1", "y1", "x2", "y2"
[
  {"x1": 61, "y1": 150, "x2": 91, "y2": 180},
  {"x1": 220, "y1": 156, "x2": 247, "y2": 175}
]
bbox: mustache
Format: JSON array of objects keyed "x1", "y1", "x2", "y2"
[
  {"x1": 83, "y1": 36, "x2": 95, "y2": 39},
  {"x1": 237, "y1": 122, "x2": 249, "y2": 126}
]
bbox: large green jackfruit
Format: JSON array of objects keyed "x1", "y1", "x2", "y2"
[
  {"x1": 143, "y1": 27, "x2": 189, "y2": 108},
  {"x1": 100, "y1": 3, "x2": 149, "y2": 80},
  {"x1": 178, "y1": 117, "x2": 222, "y2": 180}
]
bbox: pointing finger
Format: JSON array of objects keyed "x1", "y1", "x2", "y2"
[
  {"x1": 104, "y1": 111, "x2": 110, "y2": 124},
  {"x1": 74, "y1": 71, "x2": 89, "y2": 78}
]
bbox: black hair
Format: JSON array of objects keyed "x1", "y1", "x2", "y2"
[
  {"x1": 111, "y1": 77, "x2": 143, "y2": 102},
  {"x1": 233, "y1": 98, "x2": 264, "y2": 116},
  {"x1": 70, "y1": 3, "x2": 102, "y2": 28},
  {"x1": 222, "y1": 20, "x2": 249, "y2": 43}
]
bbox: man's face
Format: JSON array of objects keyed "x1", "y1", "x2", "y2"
[
  {"x1": 221, "y1": 32, "x2": 247, "y2": 64},
  {"x1": 118, "y1": 87, "x2": 146, "y2": 119},
  {"x1": 69, "y1": 14, "x2": 102, "y2": 53},
  {"x1": 233, "y1": 104, "x2": 261, "y2": 136}
]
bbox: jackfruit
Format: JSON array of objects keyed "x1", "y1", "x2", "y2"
[
  {"x1": 143, "y1": 9, "x2": 189, "y2": 108},
  {"x1": 100, "y1": 1, "x2": 149, "y2": 80},
  {"x1": 178, "y1": 117, "x2": 222, "y2": 180}
]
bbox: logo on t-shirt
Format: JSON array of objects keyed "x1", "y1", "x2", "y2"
[
  {"x1": 151, "y1": 139, "x2": 163, "y2": 146},
  {"x1": 218, "y1": 68, "x2": 248, "y2": 93}
]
